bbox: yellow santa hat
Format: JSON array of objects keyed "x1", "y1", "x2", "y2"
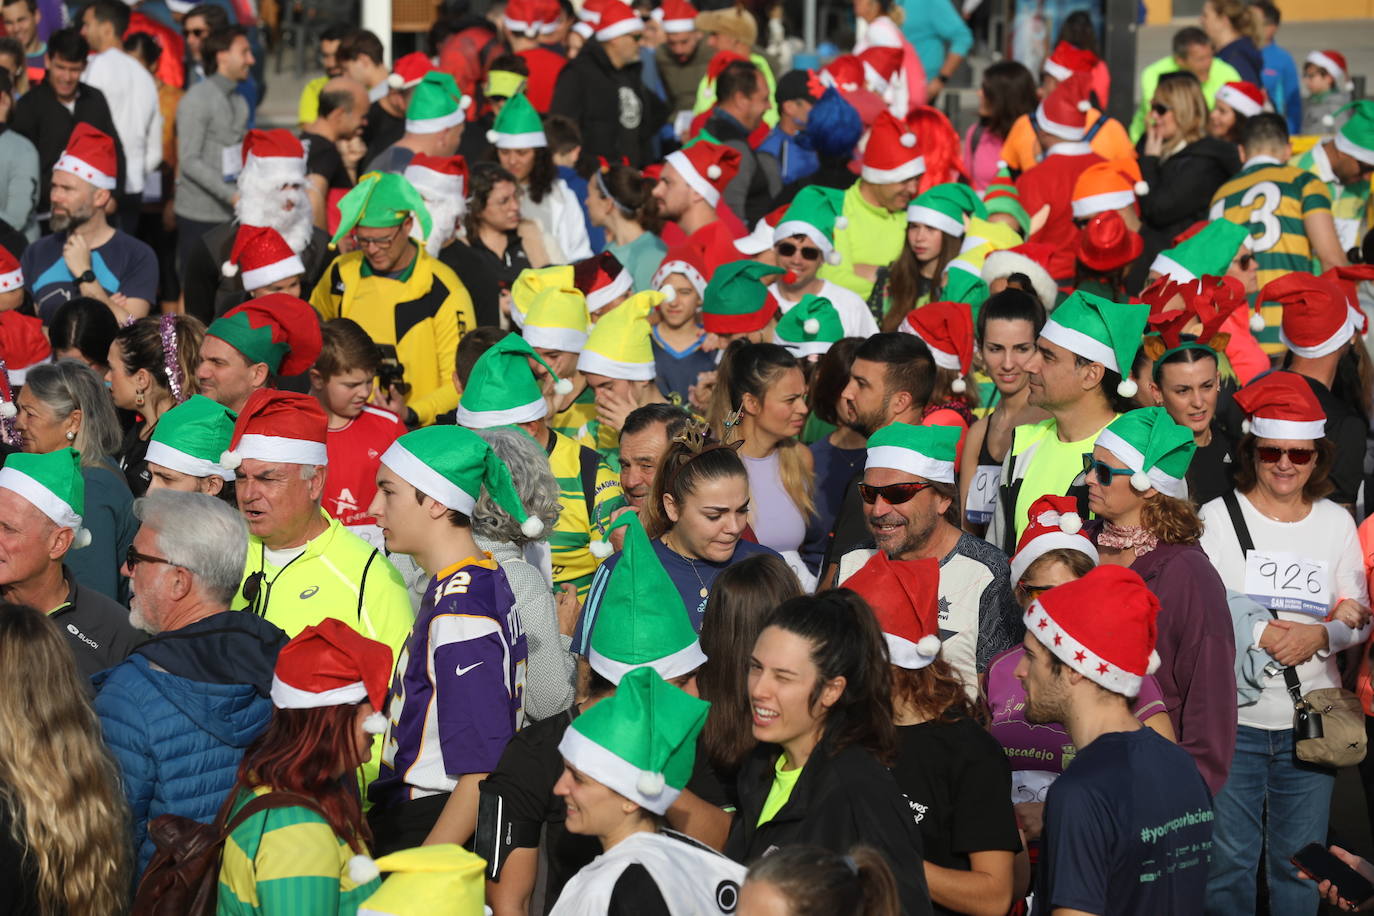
[
  {"x1": 353, "y1": 844, "x2": 486, "y2": 916},
  {"x1": 575, "y1": 290, "x2": 663, "y2": 381},
  {"x1": 510, "y1": 265, "x2": 575, "y2": 330}
]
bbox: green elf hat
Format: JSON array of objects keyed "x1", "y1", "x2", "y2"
[
  {"x1": 941, "y1": 267, "x2": 989, "y2": 311},
  {"x1": 486, "y1": 90, "x2": 547, "y2": 149},
  {"x1": 350, "y1": 844, "x2": 486, "y2": 915},
  {"x1": 205, "y1": 294, "x2": 323, "y2": 376},
  {"x1": 983, "y1": 165, "x2": 1031, "y2": 236},
  {"x1": 1039, "y1": 289, "x2": 1150, "y2": 398},
  {"x1": 557, "y1": 666, "x2": 710, "y2": 814},
  {"x1": 772, "y1": 186, "x2": 848, "y2": 265},
  {"x1": 458, "y1": 333, "x2": 572, "y2": 428},
  {"x1": 865, "y1": 422, "x2": 960, "y2": 484},
  {"x1": 1095, "y1": 407, "x2": 1195, "y2": 499},
  {"x1": 405, "y1": 71, "x2": 466, "y2": 135},
  {"x1": 907, "y1": 182, "x2": 987, "y2": 238},
  {"x1": 576, "y1": 289, "x2": 662, "y2": 381},
  {"x1": 523, "y1": 286, "x2": 590, "y2": 353},
  {"x1": 146, "y1": 395, "x2": 237, "y2": 481},
  {"x1": 1148, "y1": 219, "x2": 1250, "y2": 287},
  {"x1": 775, "y1": 295, "x2": 844, "y2": 357},
  {"x1": 1334, "y1": 100, "x2": 1374, "y2": 168},
  {"x1": 586, "y1": 511, "x2": 708, "y2": 680},
  {"x1": 379, "y1": 425, "x2": 544, "y2": 537},
  {"x1": 329, "y1": 171, "x2": 433, "y2": 249},
  {"x1": 0, "y1": 447, "x2": 89, "y2": 548},
  {"x1": 701, "y1": 260, "x2": 787, "y2": 335}
]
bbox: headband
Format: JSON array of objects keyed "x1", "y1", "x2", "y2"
[
  {"x1": 1150, "y1": 340, "x2": 1219, "y2": 381},
  {"x1": 594, "y1": 161, "x2": 637, "y2": 218},
  {"x1": 160, "y1": 314, "x2": 187, "y2": 404}
]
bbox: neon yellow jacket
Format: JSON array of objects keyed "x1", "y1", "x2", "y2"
[{"x1": 817, "y1": 181, "x2": 908, "y2": 302}]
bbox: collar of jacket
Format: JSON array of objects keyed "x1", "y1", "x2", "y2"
[
  {"x1": 208, "y1": 72, "x2": 239, "y2": 95},
  {"x1": 706, "y1": 108, "x2": 750, "y2": 142},
  {"x1": 248, "y1": 509, "x2": 344, "y2": 566}
]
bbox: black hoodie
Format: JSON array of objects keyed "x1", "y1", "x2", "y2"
[
  {"x1": 1130, "y1": 135, "x2": 1241, "y2": 290},
  {"x1": 549, "y1": 40, "x2": 667, "y2": 169}
]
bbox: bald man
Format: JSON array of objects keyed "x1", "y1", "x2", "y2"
[{"x1": 299, "y1": 76, "x2": 369, "y2": 230}]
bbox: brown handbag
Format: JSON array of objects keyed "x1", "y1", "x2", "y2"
[{"x1": 131, "y1": 789, "x2": 326, "y2": 916}]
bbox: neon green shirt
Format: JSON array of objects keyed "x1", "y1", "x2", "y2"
[
  {"x1": 818, "y1": 181, "x2": 908, "y2": 302},
  {"x1": 756, "y1": 753, "x2": 804, "y2": 827},
  {"x1": 1129, "y1": 56, "x2": 1241, "y2": 142},
  {"x1": 1011, "y1": 416, "x2": 1116, "y2": 540}
]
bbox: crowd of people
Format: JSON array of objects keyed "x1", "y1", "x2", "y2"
[{"x1": 3, "y1": 0, "x2": 1374, "y2": 913}]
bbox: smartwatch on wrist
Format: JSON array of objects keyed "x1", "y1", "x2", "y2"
[{"x1": 77, "y1": 269, "x2": 96, "y2": 285}]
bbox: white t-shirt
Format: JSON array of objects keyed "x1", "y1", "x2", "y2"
[
  {"x1": 1198, "y1": 492, "x2": 1369, "y2": 730},
  {"x1": 769, "y1": 279, "x2": 880, "y2": 339},
  {"x1": 81, "y1": 48, "x2": 161, "y2": 194}
]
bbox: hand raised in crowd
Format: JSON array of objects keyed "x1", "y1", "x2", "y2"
[
  {"x1": 62, "y1": 232, "x2": 93, "y2": 279},
  {"x1": 688, "y1": 370, "x2": 716, "y2": 414},
  {"x1": 595, "y1": 383, "x2": 639, "y2": 433},
  {"x1": 371, "y1": 380, "x2": 408, "y2": 418},
  {"x1": 1301, "y1": 845, "x2": 1374, "y2": 912}
]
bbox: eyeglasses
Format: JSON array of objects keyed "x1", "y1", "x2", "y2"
[
  {"x1": 859, "y1": 481, "x2": 934, "y2": 505},
  {"x1": 353, "y1": 225, "x2": 404, "y2": 251},
  {"x1": 1151, "y1": 102, "x2": 1171, "y2": 116},
  {"x1": 1017, "y1": 580, "x2": 1055, "y2": 596},
  {"x1": 185, "y1": 27, "x2": 208, "y2": 37},
  {"x1": 776, "y1": 241, "x2": 821, "y2": 261},
  {"x1": 1237, "y1": 254, "x2": 1255, "y2": 270},
  {"x1": 1256, "y1": 446, "x2": 1316, "y2": 465},
  {"x1": 1083, "y1": 455, "x2": 1134, "y2": 487},
  {"x1": 126, "y1": 546, "x2": 178, "y2": 571}
]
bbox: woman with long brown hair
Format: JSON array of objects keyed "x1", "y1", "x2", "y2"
[
  {"x1": 846, "y1": 552, "x2": 1020, "y2": 916},
  {"x1": 217, "y1": 618, "x2": 393, "y2": 915},
  {"x1": 586, "y1": 160, "x2": 666, "y2": 293},
  {"x1": 880, "y1": 184, "x2": 984, "y2": 330},
  {"x1": 0, "y1": 602, "x2": 130, "y2": 915}
]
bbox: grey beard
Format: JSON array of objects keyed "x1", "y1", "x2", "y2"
[{"x1": 235, "y1": 184, "x2": 314, "y2": 253}]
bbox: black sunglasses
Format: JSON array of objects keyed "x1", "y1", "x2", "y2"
[
  {"x1": 1082, "y1": 454, "x2": 1134, "y2": 487},
  {"x1": 859, "y1": 481, "x2": 934, "y2": 505},
  {"x1": 1151, "y1": 102, "x2": 1171, "y2": 116},
  {"x1": 776, "y1": 241, "x2": 821, "y2": 261},
  {"x1": 126, "y1": 546, "x2": 178, "y2": 571},
  {"x1": 1238, "y1": 253, "x2": 1255, "y2": 270},
  {"x1": 1256, "y1": 446, "x2": 1315, "y2": 465}
]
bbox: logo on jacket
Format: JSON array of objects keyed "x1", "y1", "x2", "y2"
[
  {"x1": 715, "y1": 880, "x2": 739, "y2": 913},
  {"x1": 66, "y1": 622, "x2": 99, "y2": 650},
  {"x1": 618, "y1": 86, "x2": 642, "y2": 130},
  {"x1": 299, "y1": 586, "x2": 320, "y2": 599}
]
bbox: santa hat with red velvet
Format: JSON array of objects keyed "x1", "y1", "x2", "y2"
[
  {"x1": 1025, "y1": 565, "x2": 1161, "y2": 697},
  {"x1": 1035, "y1": 70, "x2": 1095, "y2": 142},
  {"x1": 1010, "y1": 494, "x2": 1098, "y2": 582},
  {"x1": 388, "y1": 51, "x2": 435, "y2": 90},
  {"x1": 663, "y1": 141, "x2": 741, "y2": 209},
  {"x1": 595, "y1": 1, "x2": 643, "y2": 41},
  {"x1": 900, "y1": 301, "x2": 973, "y2": 393},
  {"x1": 844, "y1": 551, "x2": 943, "y2": 670},
  {"x1": 981, "y1": 242, "x2": 1059, "y2": 310},
  {"x1": 1307, "y1": 50, "x2": 1352, "y2": 90},
  {"x1": 221, "y1": 225, "x2": 306, "y2": 291},
  {"x1": 1042, "y1": 40, "x2": 1098, "y2": 82},
  {"x1": 574, "y1": 251, "x2": 633, "y2": 314},
  {"x1": 653, "y1": 245, "x2": 709, "y2": 302},
  {"x1": 240, "y1": 129, "x2": 307, "y2": 187},
  {"x1": 0, "y1": 244, "x2": 21, "y2": 294},
  {"x1": 653, "y1": 0, "x2": 697, "y2": 33},
  {"x1": 0, "y1": 311, "x2": 51, "y2": 387},
  {"x1": 219, "y1": 389, "x2": 329, "y2": 470},
  {"x1": 1234, "y1": 370, "x2": 1326, "y2": 439},
  {"x1": 404, "y1": 153, "x2": 468, "y2": 201},
  {"x1": 1321, "y1": 265, "x2": 1374, "y2": 335},
  {"x1": 859, "y1": 45, "x2": 903, "y2": 94},
  {"x1": 503, "y1": 0, "x2": 552, "y2": 37},
  {"x1": 822, "y1": 54, "x2": 865, "y2": 93},
  {"x1": 1216, "y1": 81, "x2": 1266, "y2": 118},
  {"x1": 1268, "y1": 272, "x2": 1357, "y2": 359},
  {"x1": 1071, "y1": 158, "x2": 1147, "y2": 219},
  {"x1": 270, "y1": 618, "x2": 394, "y2": 734},
  {"x1": 54, "y1": 123, "x2": 117, "y2": 191},
  {"x1": 861, "y1": 111, "x2": 924, "y2": 184}
]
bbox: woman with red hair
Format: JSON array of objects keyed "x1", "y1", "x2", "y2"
[
  {"x1": 217, "y1": 619, "x2": 394, "y2": 915},
  {"x1": 906, "y1": 107, "x2": 969, "y2": 194}
]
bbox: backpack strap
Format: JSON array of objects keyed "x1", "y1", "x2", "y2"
[
  {"x1": 579, "y1": 443, "x2": 603, "y2": 534},
  {"x1": 1222, "y1": 489, "x2": 1255, "y2": 554},
  {"x1": 220, "y1": 790, "x2": 330, "y2": 841},
  {"x1": 357, "y1": 549, "x2": 379, "y2": 622}
]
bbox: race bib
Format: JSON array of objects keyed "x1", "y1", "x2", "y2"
[
  {"x1": 1244, "y1": 550, "x2": 1332, "y2": 617},
  {"x1": 221, "y1": 146, "x2": 243, "y2": 183},
  {"x1": 965, "y1": 464, "x2": 1001, "y2": 525}
]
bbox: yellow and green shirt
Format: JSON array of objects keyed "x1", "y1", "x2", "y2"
[
  {"x1": 547, "y1": 429, "x2": 625, "y2": 598},
  {"x1": 1294, "y1": 142, "x2": 1374, "y2": 261},
  {"x1": 550, "y1": 385, "x2": 621, "y2": 465},
  {"x1": 217, "y1": 786, "x2": 381, "y2": 916}
]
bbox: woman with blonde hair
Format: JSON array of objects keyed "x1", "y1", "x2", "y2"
[
  {"x1": 1132, "y1": 71, "x2": 1239, "y2": 289},
  {"x1": 1201, "y1": 0, "x2": 1263, "y2": 85},
  {"x1": 0, "y1": 602, "x2": 130, "y2": 914}
]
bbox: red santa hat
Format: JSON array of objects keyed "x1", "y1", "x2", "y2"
[
  {"x1": 595, "y1": 1, "x2": 643, "y2": 41},
  {"x1": 653, "y1": 0, "x2": 698, "y2": 33},
  {"x1": 1307, "y1": 50, "x2": 1350, "y2": 88},
  {"x1": 221, "y1": 225, "x2": 306, "y2": 291},
  {"x1": 389, "y1": 51, "x2": 435, "y2": 89},
  {"x1": 206, "y1": 295, "x2": 324, "y2": 377},
  {"x1": 1216, "y1": 81, "x2": 1266, "y2": 118},
  {"x1": 861, "y1": 111, "x2": 924, "y2": 184},
  {"x1": 981, "y1": 242, "x2": 1059, "y2": 310},
  {"x1": 1076, "y1": 211, "x2": 1143, "y2": 274},
  {"x1": 503, "y1": 0, "x2": 549, "y2": 37},
  {"x1": 1322, "y1": 265, "x2": 1374, "y2": 335},
  {"x1": 1010, "y1": 494, "x2": 1098, "y2": 582},
  {"x1": 1024, "y1": 565, "x2": 1161, "y2": 698},
  {"x1": 1042, "y1": 40, "x2": 1098, "y2": 82},
  {"x1": 653, "y1": 244, "x2": 709, "y2": 302},
  {"x1": 574, "y1": 251, "x2": 633, "y2": 312},
  {"x1": 1071, "y1": 158, "x2": 1147, "y2": 219},
  {"x1": 844, "y1": 551, "x2": 942, "y2": 670},
  {"x1": 859, "y1": 45, "x2": 903, "y2": 93},
  {"x1": 1269, "y1": 272, "x2": 1356, "y2": 359},
  {"x1": 663, "y1": 141, "x2": 741, "y2": 209},
  {"x1": 269, "y1": 618, "x2": 394, "y2": 734},
  {"x1": 220, "y1": 388, "x2": 329, "y2": 469},
  {"x1": 1233, "y1": 371, "x2": 1326, "y2": 440},
  {"x1": 241, "y1": 128, "x2": 307, "y2": 186},
  {"x1": 0, "y1": 311, "x2": 51, "y2": 387},
  {"x1": 733, "y1": 202, "x2": 789, "y2": 256},
  {"x1": 404, "y1": 153, "x2": 469, "y2": 201},
  {"x1": 54, "y1": 123, "x2": 117, "y2": 191},
  {"x1": 0, "y1": 244, "x2": 21, "y2": 294},
  {"x1": 1035, "y1": 70, "x2": 1095, "y2": 142},
  {"x1": 899, "y1": 301, "x2": 973, "y2": 393}
]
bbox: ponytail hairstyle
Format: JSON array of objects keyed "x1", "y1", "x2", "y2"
[
  {"x1": 746, "y1": 845, "x2": 900, "y2": 916},
  {"x1": 709, "y1": 340, "x2": 815, "y2": 521},
  {"x1": 112, "y1": 313, "x2": 206, "y2": 404},
  {"x1": 595, "y1": 162, "x2": 665, "y2": 234},
  {"x1": 641, "y1": 420, "x2": 749, "y2": 539},
  {"x1": 763, "y1": 590, "x2": 896, "y2": 764}
]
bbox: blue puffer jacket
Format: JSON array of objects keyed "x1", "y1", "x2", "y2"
[{"x1": 92, "y1": 611, "x2": 287, "y2": 878}]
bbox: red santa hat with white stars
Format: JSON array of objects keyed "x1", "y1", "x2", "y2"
[
  {"x1": 55, "y1": 123, "x2": 118, "y2": 191},
  {"x1": 0, "y1": 244, "x2": 21, "y2": 294},
  {"x1": 1023, "y1": 565, "x2": 1161, "y2": 698}
]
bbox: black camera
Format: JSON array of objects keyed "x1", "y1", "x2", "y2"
[{"x1": 376, "y1": 344, "x2": 410, "y2": 398}]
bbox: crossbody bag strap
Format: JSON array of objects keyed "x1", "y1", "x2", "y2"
[{"x1": 1222, "y1": 489, "x2": 1256, "y2": 555}]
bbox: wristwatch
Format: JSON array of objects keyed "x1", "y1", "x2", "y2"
[{"x1": 77, "y1": 269, "x2": 96, "y2": 285}]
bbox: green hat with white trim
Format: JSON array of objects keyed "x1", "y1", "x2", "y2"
[
  {"x1": 405, "y1": 71, "x2": 466, "y2": 135},
  {"x1": 379, "y1": 425, "x2": 543, "y2": 536},
  {"x1": 701, "y1": 260, "x2": 786, "y2": 335},
  {"x1": 941, "y1": 267, "x2": 989, "y2": 310},
  {"x1": 557, "y1": 666, "x2": 709, "y2": 814},
  {"x1": 458, "y1": 333, "x2": 572, "y2": 428},
  {"x1": 907, "y1": 183, "x2": 987, "y2": 238},
  {"x1": 576, "y1": 290, "x2": 662, "y2": 381},
  {"x1": 523, "y1": 286, "x2": 590, "y2": 353},
  {"x1": 1094, "y1": 407, "x2": 1195, "y2": 499},
  {"x1": 329, "y1": 171, "x2": 433, "y2": 248},
  {"x1": 146, "y1": 395, "x2": 237, "y2": 481},
  {"x1": 0, "y1": 447, "x2": 89, "y2": 548},
  {"x1": 486, "y1": 90, "x2": 547, "y2": 149},
  {"x1": 1148, "y1": 218, "x2": 1250, "y2": 283},
  {"x1": 587, "y1": 511, "x2": 708, "y2": 684},
  {"x1": 1039, "y1": 290, "x2": 1150, "y2": 398},
  {"x1": 773, "y1": 186, "x2": 848, "y2": 265},
  {"x1": 775, "y1": 295, "x2": 844, "y2": 357},
  {"x1": 865, "y1": 422, "x2": 960, "y2": 484},
  {"x1": 1335, "y1": 100, "x2": 1374, "y2": 167}
]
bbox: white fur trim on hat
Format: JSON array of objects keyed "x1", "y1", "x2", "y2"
[
  {"x1": 407, "y1": 109, "x2": 467, "y2": 134},
  {"x1": 233, "y1": 434, "x2": 328, "y2": 468},
  {"x1": 1247, "y1": 416, "x2": 1326, "y2": 440},
  {"x1": 665, "y1": 150, "x2": 722, "y2": 208},
  {"x1": 587, "y1": 637, "x2": 708, "y2": 686},
  {"x1": 586, "y1": 268, "x2": 633, "y2": 312},
  {"x1": 1033, "y1": 100, "x2": 1087, "y2": 142},
  {"x1": 1095, "y1": 429, "x2": 1188, "y2": 499},
  {"x1": 883, "y1": 631, "x2": 941, "y2": 670},
  {"x1": 576, "y1": 349, "x2": 657, "y2": 381},
  {"x1": 145, "y1": 441, "x2": 235, "y2": 482},
  {"x1": 773, "y1": 220, "x2": 835, "y2": 259},
  {"x1": 1024, "y1": 601, "x2": 1144, "y2": 697},
  {"x1": 1279, "y1": 318, "x2": 1356, "y2": 360},
  {"x1": 1009, "y1": 530, "x2": 1098, "y2": 582},
  {"x1": 0, "y1": 466, "x2": 82, "y2": 530},
  {"x1": 860, "y1": 155, "x2": 926, "y2": 185},
  {"x1": 240, "y1": 254, "x2": 307, "y2": 293},
  {"x1": 865, "y1": 445, "x2": 955, "y2": 484},
  {"x1": 454, "y1": 395, "x2": 549, "y2": 430},
  {"x1": 488, "y1": 128, "x2": 547, "y2": 149},
  {"x1": 53, "y1": 153, "x2": 116, "y2": 191},
  {"x1": 556, "y1": 726, "x2": 683, "y2": 816},
  {"x1": 270, "y1": 676, "x2": 368, "y2": 709},
  {"x1": 981, "y1": 250, "x2": 1057, "y2": 310},
  {"x1": 522, "y1": 325, "x2": 590, "y2": 353},
  {"x1": 1071, "y1": 189, "x2": 1135, "y2": 219},
  {"x1": 906, "y1": 204, "x2": 964, "y2": 237},
  {"x1": 377, "y1": 440, "x2": 478, "y2": 513},
  {"x1": 1039, "y1": 320, "x2": 1119, "y2": 373}
]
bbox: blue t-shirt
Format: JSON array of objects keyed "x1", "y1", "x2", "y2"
[
  {"x1": 801, "y1": 436, "x2": 865, "y2": 571},
  {"x1": 652, "y1": 329, "x2": 717, "y2": 403},
  {"x1": 570, "y1": 536, "x2": 780, "y2": 655},
  {"x1": 1033, "y1": 728, "x2": 1213, "y2": 916},
  {"x1": 22, "y1": 229, "x2": 158, "y2": 324}
]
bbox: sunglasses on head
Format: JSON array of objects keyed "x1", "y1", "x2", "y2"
[
  {"x1": 1151, "y1": 102, "x2": 1171, "y2": 116},
  {"x1": 859, "y1": 481, "x2": 934, "y2": 505},
  {"x1": 776, "y1": 241, "x2": 821, "y2": 261},
  {"x1": 1083, "y1": 454, "x2": 1134, "y2": 487},
  {"x1": 1257, "y1": 446, "x2": 1315, "y2": 465}
]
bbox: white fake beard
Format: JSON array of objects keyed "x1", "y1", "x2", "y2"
[
  {"x1": 414, "y1": 196, "x2": 464, "y2": 257},
  {"x1": 236, "y1": 173, "x2": 315, "y2": 253}
]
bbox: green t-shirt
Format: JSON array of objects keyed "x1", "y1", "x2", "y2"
[
  {"x1": 757, "y1": 753, "x2": 804, "y2": 827},
  {"x1": 1012, "y1": 416, "x2": 1116, "y2": 539}
]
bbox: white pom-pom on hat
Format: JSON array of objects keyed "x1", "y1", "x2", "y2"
[
  {"x1": 521, "y1": 515, "x2": 546, "y2": 538},
  {"x1": 221, "y1": 261, "x2": 239, "y2": 278},
  {"x1": 707, "y1": 164, "x2": 722, "y2": 179},
  {"x1": 916, "y1": 634, "x2": 941, "y2": 657},
  {"x1": 1147, "y1": 649, "x2": 1161, "y2": 675},
  {"x1": 219, "y1": 450, "x2": 242, "y2": 470},
  {"x1": 590, "y1": 538, "x2": 613, "y2": 559},
  {"x1": 899, "y1": 132, "x2": 917, "y2": 148},
  {"x1": 834, "y1": 215, "x2": 849, "y2": 229},
  {"x1": 387, "y1": 72, "x2": 404, "y2": 89},
  {"x1": 1134, "y1": 180, "x2": 1150, "y2": 196},
  {"x1": 1130, "y1": 471, "x2": 1151, "y2": 492},
  {"x1": 996, "y1": 159, "x2": 1008, "y2": 169},
  {"x1": 1059, "y1": 512, "x2": 1082, "y2": 535},
  {"x1": 1323, "y1": 113, "x2": 1336, "y2": 127},
  {"x1": 1241, "y1": 418, "x2": 1252, "y2": 434},
  {"x1": 1077, "y1": 100, "x2": 1091, "y2": 112},
  {"x1": 554, "y1": 377, "x2": 573, "y2": 396},
  {"x1": 658, "y1": 283, "x2": 677, "y2": 303},
  {"x1": 825, "y1": 250, "x2": 841, "y2": 265},
  {"x1": 804, "y1": 318, "x2": 820, "y2": 334},
  {"x1": 637, "y1": 770, "x2": 665, "y2": 797},
  {"x1": 1250, "y1": 311, "x2": 1265, "y2": 332},
  {"x1": 951, "y1": 376, "x2": 967, "y2": 394},
  {"x1": 0, "y1": 401, "x2": 14, "y2": 419},
  {"x1": 73, "y1": 527, "x2": 92, "y2": 550},
  {"x1": 349, "y1": 854, "x2": 381, "y2": 884},
  {"x1": 362, "y1": 711, "x2": 388, "y2": 734},
  {"x1": 487, "y1": 130, "x2": 500, "y2": 144},
  {"x1": 1117, "y1": 378, "x2": 1138, "y2": 399}
]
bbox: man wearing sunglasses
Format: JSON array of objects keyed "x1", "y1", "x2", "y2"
[
  {"x1": 833, "y1": 422, "x2": 1021, "y2": 694},
  {"x1": 768, "y1": 187, "x2": 879, "y2": 339}
]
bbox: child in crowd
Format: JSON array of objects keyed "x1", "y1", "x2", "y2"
[{"x1": 1302, "y1": 49, "x2": 1352, "y2": 136}]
